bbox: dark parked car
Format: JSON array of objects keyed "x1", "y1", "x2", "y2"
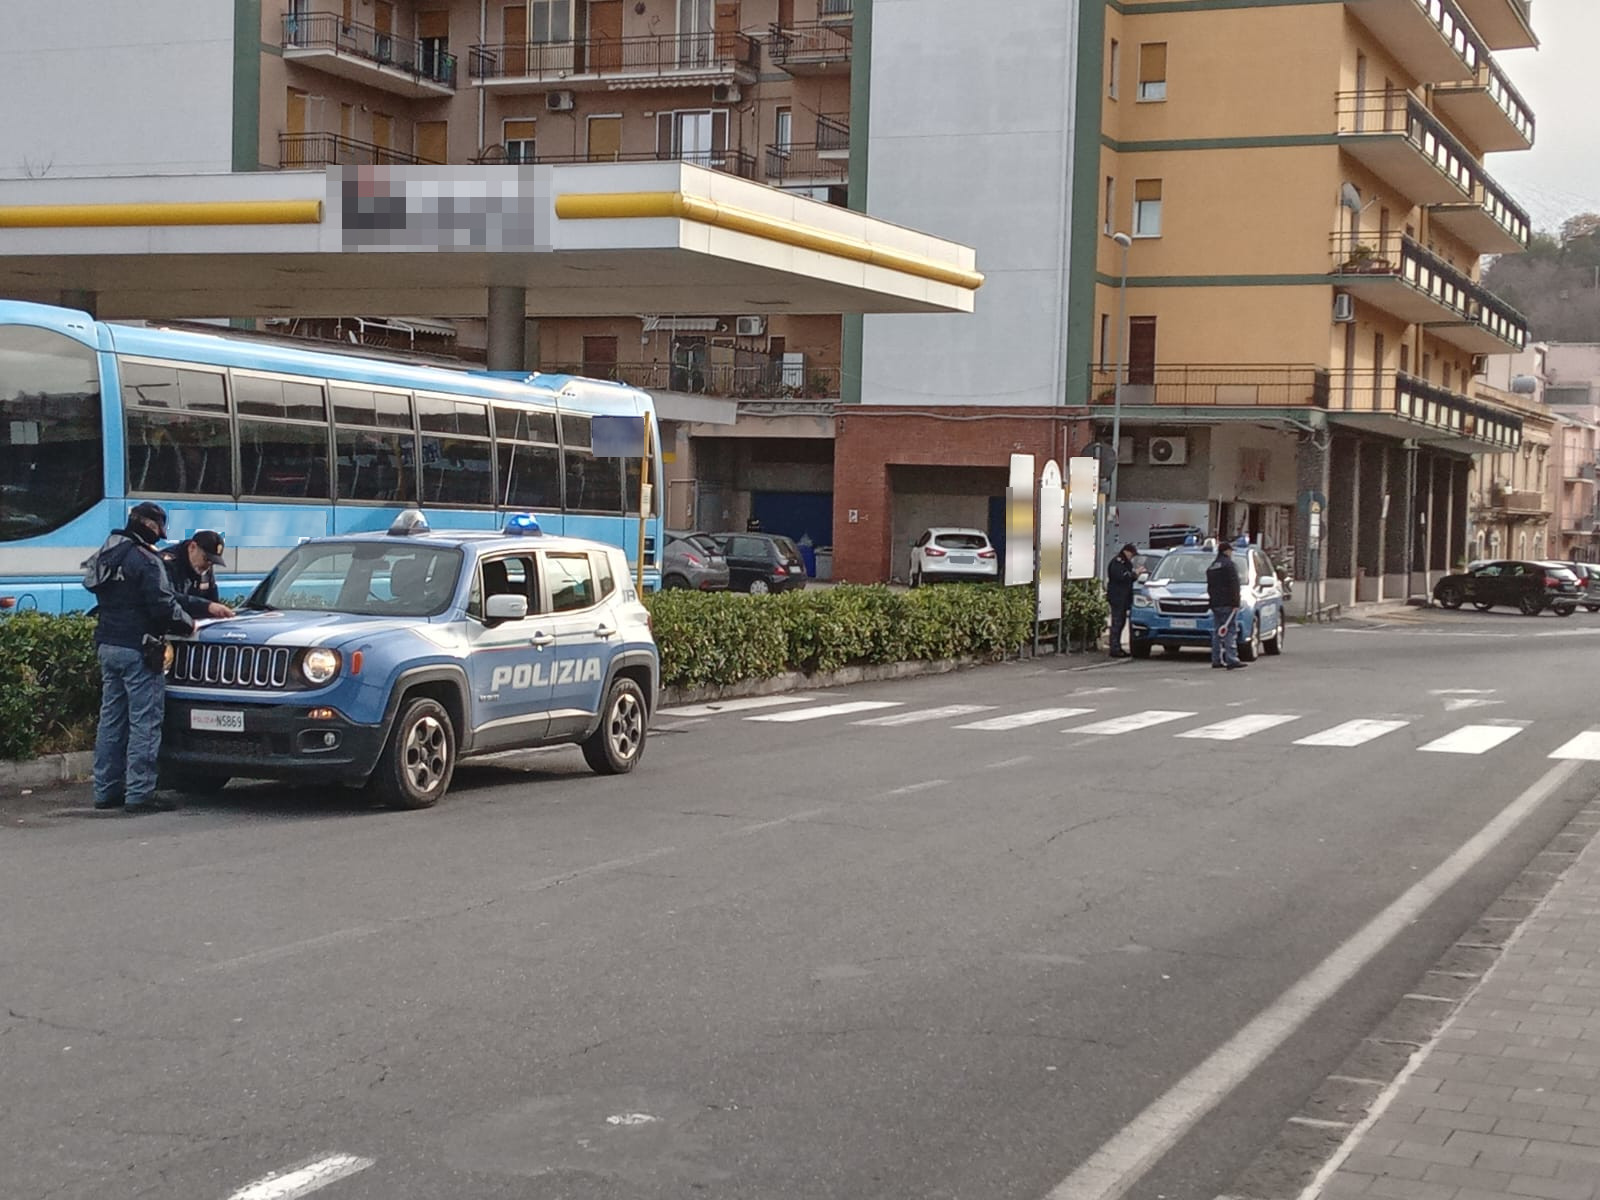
[
  {"x1": 661, "y1": 530, "x2": 730, "y2": 591},
  {"x1": 1432, "y1": 560, "x2": 1580, "y2": 616},
  {"x1": 1565, "y1": 561, "x2": 1600, "y2": 612},
  {"x1": 709, "y1": 532, "x2": 808, "y2": 594}
]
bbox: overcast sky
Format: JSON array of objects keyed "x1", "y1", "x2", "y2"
[{"x1": 1489, "y1": 0, "x2": 1599, "y2": 233}]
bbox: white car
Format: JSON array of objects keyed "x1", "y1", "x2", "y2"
[{"x1": 909, "y1": 527, "x2": 999, "y2": 586}]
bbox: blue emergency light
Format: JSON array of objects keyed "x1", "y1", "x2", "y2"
[
  {"x1": 503, "y1": 513, "x2": 543, "y2": 536},
  {"x1": 1184, "y1": 533, "x2": 1199, "y2": 546},
  {"x1": 1235, "y1": 535, "x2": 1251, "y2": 549}
]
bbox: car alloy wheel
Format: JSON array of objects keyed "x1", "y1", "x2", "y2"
[
  {"x1": 582, "y1": 677, "x2": 648, "y2": 775},
  {"x1": 749, "y1": 578, "x2": 771, "y2": 595}
]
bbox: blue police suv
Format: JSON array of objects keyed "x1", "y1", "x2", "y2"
[
  {"x1": 159, "y1": 511, "x2": 658, "y2": 808},
  {"x1": 1128, "y1": 538, "x2": 1289, "y2": 662}
]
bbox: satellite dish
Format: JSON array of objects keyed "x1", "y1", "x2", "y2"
[{"x1": 1340, "y1": 183, "x2": 1363, "y2": 212}]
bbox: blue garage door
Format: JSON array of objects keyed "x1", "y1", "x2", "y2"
[{"x1": 751, "y1": 491, "x2": 834, "y2": 549}]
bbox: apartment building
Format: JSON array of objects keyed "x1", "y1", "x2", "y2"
[
  {"x1": 1469, "y1": 345, "x2": 1552, "y2": 565},
  {"x1": 1084, "y1": 0, "x2": 1538, "y2": 606}
]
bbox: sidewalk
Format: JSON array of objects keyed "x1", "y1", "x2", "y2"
[{"x1": 1312, "y1": 816, "x2": 1600, "y2": 1200}]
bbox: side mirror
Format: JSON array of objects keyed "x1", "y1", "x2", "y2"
[{"x1": 484, "y1": 593, "x2": 528, "y2": 623}]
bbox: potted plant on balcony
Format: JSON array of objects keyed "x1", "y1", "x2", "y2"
[{"x1": 1342, "y1": 243, "x2": 1381, "y2": 272}]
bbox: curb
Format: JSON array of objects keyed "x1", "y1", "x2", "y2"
[{"x1": 1, "y1": 751, "x2": 94, "y2": 790}]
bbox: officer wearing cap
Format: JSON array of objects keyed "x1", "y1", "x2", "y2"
[
  {"x1": 162, "y1": 530, "x2": 228, "y2": 606},
  {"x1": 86, "y1": 503, "x2": 232, "y2": 814}
]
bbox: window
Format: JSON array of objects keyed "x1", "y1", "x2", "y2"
[
  {"x1": 121, "y1": 360, "x2": 233, "y2": 497},
  {"x1": 0, "y1": 326, "x2": 103, "y2": 542},
  {"x1": 544, "y1": 551, "x2": 597, "y2": 612},
  {"x1": 259, "y1": 541, "x2": 461, "y2": 617},
  {"x1": 233, "y1": 373, "x2": 331, "y2": 500},
  {"x1": 775, "y1": 107, "x2": 792, "y2": 155},
  {"x1": 504, "y1": 119, "x2": 536, "y2": 164},
  {"x1": 494, "y1": 403, "x2": 561, "y2": 510},
  {"x1": 419, "y1": 10, "x2": 450, "y2": 81},
  {"x1": 560, "y1": 412, "x2": 624, "y2": 514},
  {"x1": 1099, "y1": 313, "x2": 1111, "y2": 371},
  {"x1": 593, "y1": 551, "x2": 617, "y2": 600},
  {"x1": 1133, "y1": 179, "x2": 1162, "y2": 237},
  {"x1": 331, "y1": 386, "x2": 415, "y2": 504},
  {"x1": 1137, "y1": 42, "x2": 1167, "y2": 101},
  {"x1": 1104, "y1": 175, "x2": 1116, "y2": 235},
  {"x1": 658, "y1": 109, "x2": 728, "y2": 168},
  {"x1": 473, "y1": 553, "x2": 537, "y2": 619},
  {"x1": 531, "y1": 0, "x2": 572, "y2": 43},
  {"x1": 1108, "y1": 38, "x2": 1120, "y2": 98},
  {"x1": 418, "y1": 394, "x2": 493, "y2": 506}
]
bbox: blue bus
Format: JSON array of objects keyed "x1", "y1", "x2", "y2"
[{"x1": 0, "y1": 299, "x2": 662, "y2": 613}]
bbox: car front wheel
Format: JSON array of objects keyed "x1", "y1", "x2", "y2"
[
  {"x1": 373, "y1": 696, "x2": 455, "y2": 809},
  {"x1": 1555, "y1": 604, "x2": 1576, "y2": 617},
  {"x1": 1437, "y1": 585, "x2": 1463, "y2": 609},
  {"x1": 1263, "y1": 613, "x2": 1285, "y2": 655},
  {"x1": 1237, "y1": 620, "x2": 1260, "y2": 662},
  {"x1": 1130, "y1": 639, "x2": 1151, "y2": 659},
  {"x1": 582, "y1": 677, "x2": 648, "y2": 775},
  {"x1": 1520, "y1": 595, "x2": 1545, "y2": 616},
  {"x1": 748, "y1": 578, "x2": 771, "y2": 595}
]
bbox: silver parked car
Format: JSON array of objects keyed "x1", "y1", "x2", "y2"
[{"x1": 661, "y1": 530, "x2": 731, "y2": 591}]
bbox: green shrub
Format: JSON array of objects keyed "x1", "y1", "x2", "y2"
[
  {"x1": 0, "y1": 611, "x2": 101, "y2": 760},
  {"x1": 1063, "y1": 579, "x2": 1110, "y2": 646}
]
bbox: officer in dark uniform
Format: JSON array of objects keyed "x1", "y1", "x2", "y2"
[{"x1": 162, "y1": 529, "x2": 227, "y2": 605}]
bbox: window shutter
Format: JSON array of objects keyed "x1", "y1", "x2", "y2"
[
  {"x1": 711, "y1": 109, "x2": 728, "y2": 151},
  {"x1": 1139, "y1": 42, "x2": 1167, "y2": 82},
  {"x1": 1134, "y1": 179, "x2": 1162, "y2": 203},
  {"x1": 419, "y1": 10, "x2": 449, "y2": 38},
  {"x1": 504, "y1": 120, "x2": 537, "y2": 142},
  {"x1": 658, "y1": 112, "x2": 675, "y2": 156}
]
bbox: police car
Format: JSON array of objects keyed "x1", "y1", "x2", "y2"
[
  {"x1": 1128, "y1": 537, "x2": 1288, "y2": 661},
  {"x1": 158, "y1": 511, "x2": 658, "y2": 809}
]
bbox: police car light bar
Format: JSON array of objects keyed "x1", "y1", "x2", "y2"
[
  {"x1": 388, "y1": 509, "x2": 430, "y2": 536},
  {"x1": 503, "y1": 513, "x2": 543, "y2": 536}
]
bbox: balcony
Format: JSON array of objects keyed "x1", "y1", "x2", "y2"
[
  {"x1": 818, "y1": 0, "x2": 854, "y2": 22},
  {"x1": 1566, "y1": 463, "x2": 1599, "y2": 485},
  {"x1": 1492, "y1": 486, "x2": 1550, "y2": 516},
  {"x1": 1429, "y1": 171, "x2": 1531, "y2": 255},
  {"x1": 1454, "y1": 0, "x2": 1538, "y2": 50},
  {"x1": 547, "y1": 358, "x2": 839, "y2": 400},
  {"x1": 768, "y1": 21, "x2": 852, "y2": 75},
  {"x1": 1328, "y1": 370, "x2": 1523, "y2": 450},
  {"x1": 529, "y1": 147, "x2": 757, "y2": 179},
  {"x1": 1087, "y1": 364, "x2": 1330, "y2": 408},
  {"x1": 765, "y1": 116, "x2": 849, "y2": 185},
  {"x1": 279, "y1": 132, "x2": 433, "y2": 169},
  {"x1": 1434, "y1": 54, "x2": 1536, "y2": 152},
  {"x1": 1330, "y1": 232, "x2": 1529, "y2": 353},
  {"x1": 468, "y1": 31, "x2": 759, "y2": 92},
  {"x1": 1344, "y1": 0, "x2": 1481, "y2": 84},
  {"x1": 281, "y1": 11, "x2": 456, "y2": 98},
  {"x1": 1336, "y1": 90, "x2": 1474, "y2": 205}
]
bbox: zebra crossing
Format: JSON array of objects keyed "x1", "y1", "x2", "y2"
[{"x1": 658, "y1": 693, "x2": 1600, "y2": 761}]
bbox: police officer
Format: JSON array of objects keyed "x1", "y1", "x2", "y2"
[
  {"x1": 162, "y1": 529, "x2": 227, "y2": 605},
  {"x1": 87, "y1": 503, "x2": 232, "y2": 813},
  {"x1": 1106, "y1": 542, "x2": 1138, "y2": 658},
  {"x1": 1206, "y1": 540, "x2": 1247, "y2": 671}
]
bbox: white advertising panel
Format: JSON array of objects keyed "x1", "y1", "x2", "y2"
[
  {"x1": 1037, "y1": 460, "x2": 1065, "y2": 621},
  {"x1": 1066, "y1": 457, "x2": 1099, "y2": 580},
  {"x1": 1005, "y1": 453, "x2": 1036, "y2": 587}
]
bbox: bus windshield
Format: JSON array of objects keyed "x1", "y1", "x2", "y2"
[
  {"x1": 250, "y1": 541, "x2": 463, "y2": 617},
  {"x1": 0, "y1": 326, "x2": 103, "y2": 542}
]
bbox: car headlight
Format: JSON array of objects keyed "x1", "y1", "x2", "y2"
[
  {"x1": 1132, "y1": 594, "x2": 1154, "y2": 608},
  {"x1": 300, "y1": 648, "x2": 341, "y2": 685}
]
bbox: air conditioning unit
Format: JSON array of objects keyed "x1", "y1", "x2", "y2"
[
  {"x1": 1333, "y1": 292, "x2": 1355, "y2": 323},
  {"x1": 546, "y1": 90, "x2": 576, "y2": 112},
  {"x1": 1148, "y1": 436, "x2": 1188, "y2": 466},
  {"x1": 1117, "y1": 436, "x2": 1134, "y2": 465},
  {"x1": 735, "y1": 315, "x2": 766, "y2": 337},
  {"x1": 712, "y1": 83, "x2": 742, "y2": 103}
]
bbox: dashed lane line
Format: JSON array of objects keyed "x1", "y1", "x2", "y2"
[{"x1": 225, "y1": 1153, "x2": 374, "y2": 1200}]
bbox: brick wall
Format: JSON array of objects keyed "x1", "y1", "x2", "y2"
[{"x1": 832, "y1": 406, "x2": 1094, "y2": 581}]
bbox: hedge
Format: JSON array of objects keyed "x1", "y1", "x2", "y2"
[{"x1": 0, "y1": 581, "x2": 1106, "y2": 760}]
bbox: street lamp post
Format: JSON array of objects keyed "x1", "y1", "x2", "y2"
[{"x1": 1104, "y1": 231, "x2": 1134, "y2": 575}]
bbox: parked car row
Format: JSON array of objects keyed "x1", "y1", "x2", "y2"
[
  {"x1": 662, "y1": 530, "x2": 809, "y2": 594},
  {"x1": 1431, "y1": 560, "x2": 1595, "y2": 616}
]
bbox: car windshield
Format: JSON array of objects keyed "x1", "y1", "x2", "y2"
[
  {"x1": 934, "y1": 532, "x2": 987, "y2": 550},
  {"x1": 249, "y1": 541, "x2": 463, "y2": 616},
  {"x1": 1149, "y1": 552, "x2": 1221, "y2": 584},
  {"x1": 774, "y1": 536, "x2": 802, "y2": 559}
]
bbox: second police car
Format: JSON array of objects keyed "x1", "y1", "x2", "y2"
[
  {"x1": 1128, "y1": 537, "x2": 1289, "y2": 661},
  {"x1": 158, "y1": 511, "x2": 658, "y2": 808}
]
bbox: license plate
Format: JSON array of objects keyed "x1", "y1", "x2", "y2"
[
  {"x1": 950, "y1": 555, "x2": 976, "y2": 565},
  {"x1": 1171, "y1": 618, "x2": 1199, "y2": 630},
  {"x1": 190, "y1": 709, "x2": 245, "y2": 733}
]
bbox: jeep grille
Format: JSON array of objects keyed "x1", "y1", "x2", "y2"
[{"x1": 170, "y1": 642, "x2": 293, "y2": 690}]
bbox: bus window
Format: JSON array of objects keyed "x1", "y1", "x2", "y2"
[
  {"x1": 493, "y1": 403, "x2": 561, "y2": 510},
  {"x1": 333, "y1": 387, "x2": 416, "y2": 504},
  {"x1": 235, "y1": 373, "x2": 332, "y2": 500},
  {"x1": 0, "y1": 326, "x2": 103, "y2": 541},
  {"x1": 332, "y1": 386, "x2": 412, "y2": 430},
  {"x1": 493, "y1": 405, "x2": 557, "y2": 445},
  {"x1": 418, "y1": 395, "x2": 492, "y2": 506},
  {"x1": 559, "y1": 414, "x2": 622, "y2": 513},
  {"x1": 121, "y1": 360, "x2": 233, "y2": 497}
]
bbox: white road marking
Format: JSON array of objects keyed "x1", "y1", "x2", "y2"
[
  {"x1": 854, "y1": 705, "x2": 995, "y2": 726},
  {"x1": 1443, "y1": 698, "x2": 1502, "y2": 712},
  {"x1": 1430, "y1": 688, "x2": 1496, "y2": 695},
  {"x1": 226, "y1": 1154, "x2": 374, "y2": 1200},
  {"x1": 1065, "y1": 710, "x2": 1197, "y2": 736},
  {"x1": 1549, "y1": 731, "x2": 1600, "y2": 761},
  {"x1": 748, "y1": 700, "x2": 902, "y2": 723},
  {"x1": 735, "y1": 806, "x2": 834, "y2": 835},
  {"x1": 882, "y1": 779, "x2": 949, "y2": 797},
  {"x1": 1045, "y1": 758, "x2": 1584, "y2": 1200},
  {"x1": 200, "y1": 927, "x2": 378, "y2": 975},
  {"x1": 1293, "y1": 719, "x2": 1411, "y2": 748},
  {"x1": 1176, "y1": 714, "x2": 1301, "y2": 742},
  {"x1": 955, "y1": 707, "x2": 1094, "y2": 731},
  {"x1": 1418, "y1": 723, "x2": 1526, "y2": 755},
  {"x1": 659, "y1": 694, "x2": 818, "y2": 718},
  {"x1": 987, "y1": 756, "x2": 1035, "y2": 770}
]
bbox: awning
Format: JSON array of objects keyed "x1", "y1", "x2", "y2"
[{"x1": 641, "y1": 315, "x2": 720, "y2": 333}]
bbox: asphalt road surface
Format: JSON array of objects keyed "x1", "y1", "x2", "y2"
[{"x1": 5, "y1": 606, "x2": 1600, "y2": 1200}]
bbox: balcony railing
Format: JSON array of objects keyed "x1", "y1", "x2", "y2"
[
  {"x1": 546, "y1": 358, "x2": 840, "y2": 400},
  {"x1": 1435, "y1": 53, "x2": 1536, "y2": 152},
  {"x1": 1327, "y1": 369, "x2": 1523, "y2": 447},
  {"x1": 1491, "y1": 487, "x2": 1549, "y2": 514},
  {"x1": 282, "y1": 11, "x2": 457, "y2": 90},
  {"x1": 279, "y1": 132, "x2": 432, "y2": 169},
  {"x1": 766, "y1": 144, "x2": 848, "y2": 183},
  {"x1": 768, "y1": 21, "x2": 852, "y2": 71},
  {"x1": 816, "y1": 113, "x2": 850, "y2": 152},
  {"x1": 1329, "y1": 231, "x2": 1529, "y2": 352},
  {"x1": 819, "y1": 0, "x2": 854, "y2": 17},
  {"x1": 532, "y1": 148, "x2": 757, "y2": 179},
  {"x1": 1454, "y1": 0, "x2": 1538, "y2": 51},
  {"x1": 1087, "y1": 364, "x2": 1330, "y2": 407},
  {"x1": 1345, "y1": 0, "x2": 1481, "y2": 84},
  {"x1": 468, "y1": 31, "x2": 759, "y2": 84}
]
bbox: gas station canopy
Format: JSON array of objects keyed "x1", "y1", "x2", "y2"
[{"x1": 0, "y1": 162, "x2": 981, "y2": 321}]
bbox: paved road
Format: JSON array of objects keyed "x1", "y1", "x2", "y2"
[{"x1": 4, "y1": 607, "x2": 1600, "y2": 1200}]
